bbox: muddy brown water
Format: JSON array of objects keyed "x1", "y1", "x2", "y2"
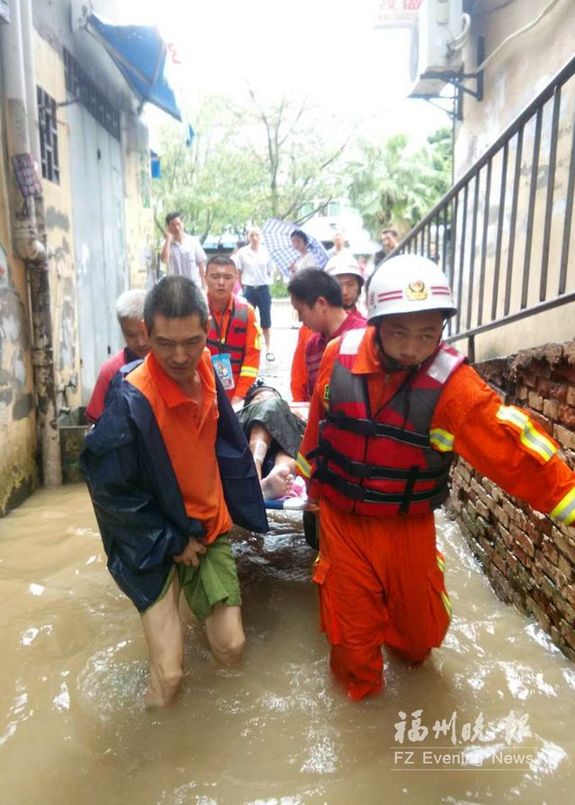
[{"x1": 1, "y1": 484, "x2": 574, "y2": 805}]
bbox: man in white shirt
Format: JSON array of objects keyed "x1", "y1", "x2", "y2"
[
  {"x1": 234, "y1": 226, "x2": 276, "y2": 361},
  {"x1": 325, "y1": 229, "x2": 359, "y2": 273},
  {"x1": 160, "y1": 211, "x2": 207, "y2": 289}
]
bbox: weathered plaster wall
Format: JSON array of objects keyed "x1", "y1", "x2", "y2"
[
  {"x1": 449, "y1": 341, "x2": 575, "y2": 660},
  {"x1": 34, "y1": 32, "x2": 82, "y2": 414},
  {"x1": 457, "y1": 0, "x2": 575, "y2": 174},
  {"x1": 451, "y1": 0, "x2": 575, "y2": 360},
  {"x1": 0, "y1": 98, "x2": 38, "y2": 515},
  {"x1": 122, "y1": 112, "x2": 155, "y2": 290}
]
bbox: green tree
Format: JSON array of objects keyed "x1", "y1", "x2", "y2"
[
  {"x1": 347, "y1": 127, "x2": 452, "y2": 237},
  {"x1": 243, "y1": 88, "x2": 350, "y2": 221},
  {"x1": 151, "y1": 92, "x2": 350, "y2": 243},
  {"x1": 152, "y1": 96, "x2": 265, "y2": 242}
]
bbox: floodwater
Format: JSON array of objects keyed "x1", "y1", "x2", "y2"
[
  {"x1": 1, "y1": 489, "x2": 574, "y2": 805},
  {"x1": 1, "y1": 307, "x2": 575, "y2": 804}
]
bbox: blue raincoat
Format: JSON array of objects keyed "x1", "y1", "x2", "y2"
[{"x1": 81, "y1": 368, "x2": 268, "y2": 611}]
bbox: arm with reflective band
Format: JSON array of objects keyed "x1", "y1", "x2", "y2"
[
  {"x1": 495, "y1": 405, "x2": 557, "y2": 463},
  {"x1": 297, "y1": 338, "x2": 340, "y2": 499},
  {"x1": 235, "y1": 306, "x2": 262, "y2": 399},
  {"x1": 290, "y1": 325, "x2": 313, "y2": 402},
  {"x1": 434, "y1": 364, "x2": 575, "y2": 524}
]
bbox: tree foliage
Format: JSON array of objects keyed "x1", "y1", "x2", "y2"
[
  {"x1": 346, "y1": 127, "x2": 452, "y2": 238},
  {"x1": 152, "y1": 93, "x2": 349, "y2": 241},
  {"x1": 152, "y1": 92, "x2": 452, "y2": 245}
]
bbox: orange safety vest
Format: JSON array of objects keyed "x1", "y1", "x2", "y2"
[
  {"x1": 310, "y1": 330, "x2": 466, "y2": 517},
  {"x1": 207, "y1": 300, "x2": 249, "y2": 387}
]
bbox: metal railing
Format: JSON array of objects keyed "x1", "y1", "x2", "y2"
[{"x1": 390, "y1": 55, "x2": 575, "y2": 362}]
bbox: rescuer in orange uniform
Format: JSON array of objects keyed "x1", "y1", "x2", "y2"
[
  {"x1": 297, "y1": 255, "x2": 575, "y2": 701},
  {"x1": 206, "y1": 255, "x2": 261, "y2": 406}
]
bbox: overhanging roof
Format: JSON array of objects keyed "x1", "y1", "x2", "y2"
[{"x1": 87, "y1": 12, "x2": 182, "y2": 121}]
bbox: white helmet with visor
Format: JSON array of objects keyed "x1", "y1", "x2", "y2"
[{"x1": 366, "y1": 254, "x2": 456, "y2": 322}]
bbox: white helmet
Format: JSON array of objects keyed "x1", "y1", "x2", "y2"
[
  {"x1": 325, "y1": 259, "x2": 365, "y2": 285},
  {"x1": 366, "y1": 254, "x2": 456, "y2": 322}
]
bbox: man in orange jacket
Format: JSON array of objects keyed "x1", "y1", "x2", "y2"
[
  {"x1": 288, "y1": 269, "x2": 365, "y2": 402},
  {"x1": 297, "y1": 255, "x2": 575, "y2": 701},
  {"x1": 206, "y1": 255, "x2": 261, "y2": 406}
]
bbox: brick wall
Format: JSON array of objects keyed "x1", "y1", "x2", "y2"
[{"x1": 448, "y1": 341, "x2": 575, "y2": 661}]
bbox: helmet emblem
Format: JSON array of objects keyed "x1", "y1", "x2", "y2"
[{"x1": 405, "y1": 280, "x2": 428, "y2": 301}]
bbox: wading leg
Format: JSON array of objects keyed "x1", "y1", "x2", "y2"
[
  {"x1": 205, "y1": 603, "x2": 245, "y2": 666},
  {"x1": 140, "y1": 576, "x2": 184, "y2": 707}
]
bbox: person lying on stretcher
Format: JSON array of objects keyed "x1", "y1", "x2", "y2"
[{"x1": 236, "y1": 380, "x2": 308, "y2": 503}]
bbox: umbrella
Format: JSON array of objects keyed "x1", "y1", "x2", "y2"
[
  {"x1": 262, "y1": 218, "x2": 329, "y2": 280},
  {"x1": 87, "y1": 12, "x2": 182, "y2": 121}
]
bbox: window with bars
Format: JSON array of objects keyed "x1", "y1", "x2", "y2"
[
  {"x1": 63, "y1": 48, "x2": 120, "y2": 141},
  {"x1": 37, "y1": 86, "x2": 60, "y2": 184}
]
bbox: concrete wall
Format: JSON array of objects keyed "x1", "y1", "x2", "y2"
[
  {"x1": 0, "y1": 97, "x2": 37, "y2": 514},
  {"x1": 450, "y1": 0, "x2": 575, "y2": 360},
  {"x1": 449, "y1": 341, "x2": 575, "y2": 660},
  {"x1": 0, "y1": 0, "x2": 155, "y2": 515},
  {"x1": 34, "y1": 31, "x2": 82, "y2": 414},
  {"x1": 457, "y1": 0, "x2": 575, "y2": 174}
]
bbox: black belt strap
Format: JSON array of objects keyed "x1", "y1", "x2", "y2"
[
  {"x1": 325, "y1": 412, "x2": 429, "y2": 448},
  {"x1": 308, "y1": 440, "x2": 449, "y2": 482}
]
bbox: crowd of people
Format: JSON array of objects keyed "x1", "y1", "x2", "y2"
[{"x1": 81, "y1": 211, "x2": 575, "y2": 706}]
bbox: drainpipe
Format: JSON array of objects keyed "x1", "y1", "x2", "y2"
[{"x1": 1, "y1": 0, "x2": 62, "y2": 487}]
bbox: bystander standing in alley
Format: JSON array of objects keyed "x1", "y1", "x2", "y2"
[
  {"x1": 160, "y1": 211, "x2": 207, "y2": 290},
  {"x1": 234, "y1": 226, "x2": 276, "y2": 361}
]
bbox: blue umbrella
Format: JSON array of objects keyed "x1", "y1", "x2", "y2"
[{"x1": 262, "y1": 218, "x2": 329, "y2": 280}]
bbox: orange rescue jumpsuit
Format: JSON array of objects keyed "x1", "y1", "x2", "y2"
[
  {"x1": 297, "y1": 329, "x2": 575, "y2": 700},
  {"x1": 290, "y1": 325, "x2": 313, "y2": 402}
]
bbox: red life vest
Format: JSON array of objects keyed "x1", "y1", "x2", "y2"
[
  {"x1": 311, "y1": 328, "x2": 466, "y2": 517},
  {"x1": 207, "y1": 299, "x2": 249, "y2": 386}
]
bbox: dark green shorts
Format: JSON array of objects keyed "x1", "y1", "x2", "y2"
[{"x1": 173, "y1": 532, "x2": 241, "y2": 622}]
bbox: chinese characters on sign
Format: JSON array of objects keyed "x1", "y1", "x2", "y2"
[
  {"x1": 12, "y1": 154, "x2": 43, "y2": 199},
  {"x1": 392, "y1": 709, "x2": 535, "y2": 770},
  {"x1": 375, "y1": 0, "x2": 422, "y2": 27}
]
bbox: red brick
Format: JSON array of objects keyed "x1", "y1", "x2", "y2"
[
  {"x1": 566, "y1": 386, "x2": 575, "y2": 407},
  {"x1": 557, "y1": 555, "x2": 575, "y2": 583},
  {"x1": 558, "y1": 404, "x2": 575, "y2": 429},
  {"x1": 528, "y1": 391, "x2": 544, "y2": 412},
  {"x1": 543, "y1": 399, "x2": 560, "y2": 419},
  {"x1": 564, "y1": 584, "x2": 575, "y2": 607},
  {"x1": 554, "y1": 531, "x2": 575, "y2": 564},
  {"x1": 560, "y1": 622, "x2": 575, "y2": 651},
  {"x1": 554, "y1": 424, "x2": 575, "y2": 450},
  {"x1": 562, "y1": 341, "x2": 575, "y2": 364},
  {"x1": 516, "y1": 385, "x2": 529, "y2": 401},
  {"x1": 554, "y1": 364, "x2": 575, "y2": 385},
  {"x1": 537, "y1": 379, "x2": 568, "y2": 401}
]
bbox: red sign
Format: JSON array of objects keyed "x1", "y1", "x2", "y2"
[{"x1": 374, "y1": 0, "x2": 422, "y2": 27}]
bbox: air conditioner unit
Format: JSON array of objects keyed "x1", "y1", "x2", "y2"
[{"x1": 409, "y1": 0, "x2": 464, "y2": 98}]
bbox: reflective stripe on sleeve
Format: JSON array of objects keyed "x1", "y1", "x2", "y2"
[
  {"x1": 239, "y1": 365, "x2": 259, "y2": 378},
  {"x1": 296, "y1": 451, "x2": 311, "y2": 479},
  {"x1": 430, "y1": 427, "x2": 454, "y2": 453},
  {"x1": 496, "y1": 405, "x2": 557, "y2": 463},
  {"x1": 550, "y1": 488, "x2": 575, "y2": 526},
  {"x1": 436, "y1": 551, "x2": 452, "y2": 618}
]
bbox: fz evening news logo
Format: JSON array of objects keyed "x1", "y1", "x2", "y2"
[{"x1": 391, "y1": 709, "x2": 535, "y2": 770}]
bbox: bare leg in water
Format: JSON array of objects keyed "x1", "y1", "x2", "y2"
[{"x1": 248, "y1": 423, "x2": 296, "y2": 499}]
